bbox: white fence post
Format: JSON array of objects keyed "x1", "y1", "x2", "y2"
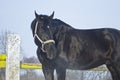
[{"x1": 6, "y1": 34, "x2": 20, "y2": 80}]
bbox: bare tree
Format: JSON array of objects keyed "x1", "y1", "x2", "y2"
[
  {"x1": 20, "y1": 56, "x2": 41, "y2": 80},
  {"x1": 0, "y1": 30, "x2": 11, "y2": 53},
  {"x1": 0, "y1": 30, "x2": 11, "y2": 80},
  {"x1": 22, "y1": 56, "x2": 39, "y2": 63}
]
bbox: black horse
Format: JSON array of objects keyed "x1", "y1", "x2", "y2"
[{"x1": 31, "y1": 12, "x2": 120, "y2": 80}]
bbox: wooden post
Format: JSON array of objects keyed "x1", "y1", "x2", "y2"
[{"x1": 6, "y1": 34, "x2": 20, "y2": 80}]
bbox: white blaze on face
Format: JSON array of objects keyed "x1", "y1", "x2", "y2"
[{"x1": 47, "y1": 26, "x2": 50, "y2": 28}]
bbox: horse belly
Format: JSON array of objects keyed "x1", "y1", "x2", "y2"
[{"x1": 67, "y1": 57, "x2": 105, "y2": 70}]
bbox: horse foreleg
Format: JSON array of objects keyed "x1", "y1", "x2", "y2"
[
  {"x1": 42, "y1": 65, "x2": 54, "y2": 80},
  {"x1": 56, "y1": 67, "x2": 66, "y2": 80}
]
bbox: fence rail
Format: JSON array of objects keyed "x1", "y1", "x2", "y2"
[
  {"x1": 0, "y1": 54, "x2": 42, "y2": 69},
  {"x1": 0, "y1": 54, "x2": 6, "y2": 61}
]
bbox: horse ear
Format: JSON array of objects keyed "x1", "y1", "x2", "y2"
[
  {"x1": 35, "y1": 11, "x2": 39, "y2": 19},
  {"x1": 49, "y1": 11, "x2": 54, "y2": 19}
]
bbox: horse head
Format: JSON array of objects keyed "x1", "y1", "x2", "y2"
[{"x1": 31, "y1": 11, "x2": 56, "y2": 59}]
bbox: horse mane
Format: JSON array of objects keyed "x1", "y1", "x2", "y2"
[
  {"x1": 52, "y1": 19, "x2": 73, "y2": 28},
  {"x1": 51, "y1": 18, "x2": 73, "y2": 34}
]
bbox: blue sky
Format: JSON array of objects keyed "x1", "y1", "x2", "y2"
[{"x1": 0, "y1": 0, "x2": 120, "y2": 57}]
